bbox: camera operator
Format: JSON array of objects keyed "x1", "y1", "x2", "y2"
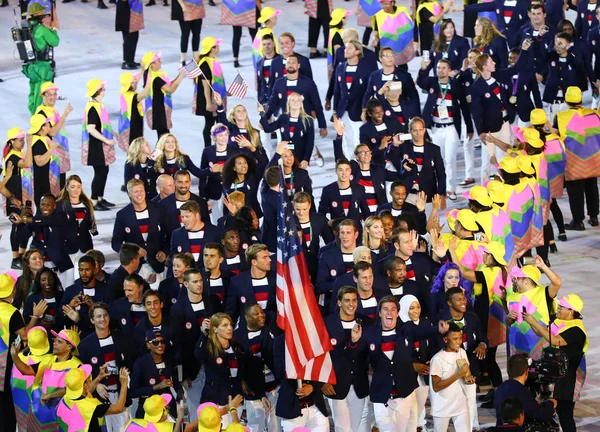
[
  {"x1": 488, "y1": 398, "x2": 526, "y2": 432},
  {"x1": 494, "y1": 354, "x2": 556, "y2": 428},
  {"x1": 523, "y1": 293, "x2": 587, "y2": 432},
  {"x1": 21, "y1": 4, "x2": 59, "y2": 115}
]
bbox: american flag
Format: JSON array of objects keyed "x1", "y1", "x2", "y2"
[
  {"x1": 276, "y1": 172, "x2": 336, "y2": 384},
  {"x1": 227, "y1": 73, "x2": 248, "y2": 99},
  {"x1": 179, "y1": 60, "x2": 202, "y2": 79}
]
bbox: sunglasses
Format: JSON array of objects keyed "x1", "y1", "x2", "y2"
[{"x1": 149, "y1": 339, "x2": 166, "y2": 346}]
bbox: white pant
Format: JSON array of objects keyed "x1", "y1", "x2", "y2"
[
  {"x1": 431, "y1": 124, "x2": 460, "y2": 192},
  {"x1": 246, "y1": 388, "x2": 279, "y2": 432},
  {"x1": 414, "y1": 376, "x2": 429, "y2": 429},
  {"x1": 372, "y1": 390, "x2": 418, "y2": 432},
  {"x1": 105, "y1": 390, "x2": 128, "y2": 431},
  {"x1": 210, "y1": 197, "x2": 224, "y2": 225},
  {"x1": 481, "y1": 120, "x2": 510, "y2": 184},
  {"x1": 466, "y1": 382, "x2": 479, "y2": 428},
  {"x1": 463, "y1": 134, "x2": 476, "y2": 180},
  {"x1": 56, "y1": 268, "x2": 74, "y2": 291},
  {"x1": 327, "y1": 385, "x2": 369, "y2": 432},
  {"x1": 433, "y1": 412, "x2": 471, "y2": 432},
  {"x1": 341, "y1": 112, "x2": 362, "y2": 159},
  {"x1": 184, "y1": 367, "x2": 205, "y2": 421},
  {"x1": 280, "y1": 405, "x2": 329, "y2": 432},
  {"x1": 68, "y1": 252, "x2": 83, "y2": 283}
]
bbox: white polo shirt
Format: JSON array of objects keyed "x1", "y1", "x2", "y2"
[{"x1": 429, "y1": 348, "x2": 470, "y2": 417}]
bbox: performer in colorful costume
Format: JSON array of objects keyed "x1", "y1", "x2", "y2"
[
  {"x1": 416, "y1": 0, "x2": 452, "y2": 53},
  {"x1": 29, "y1": 113, "x2": 60, "y2": 207},
  {"x1": 115, "y1": 0, "x2": 145, "y2": 70},
  {"x1": 124, "y1": 394, "x2": 184, "y2": 431},
  {"x1": 118, "y1": 71, "x2": 150, "y2": 152},
  {"x1": 171, "y1": 0, "x2": 205, "y2": 65},
  {"x1": 356, "y1": 0, "x2": 381, "y2": 45},
  {"x1": 220, "y1": 0, "x2": 259, "y2": 67},
  {"x1": 252, "y1": 7, "x2": 281, "y2": 74},
  {"x1": 372, "y1": 0, "x2": 415, "y2": 67},
  {"x1": 327, "y1": 8, "x2": 351, "y2": 81},
  {"x1": 516, "y1": 154, "x2": 544, "y2": 254}
]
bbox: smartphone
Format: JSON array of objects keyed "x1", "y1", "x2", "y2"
[
  {"x1": 389, "y1": 81, "x2": 403, "y2": 92},
  {"x1": 474, "y1": 233, "x2": 484, "y2": 242},
  {"x1": 423, "y1": 50, "x2": 430, "y2": 61},
  {"x1": 355, "y1": 317, "x2": 363, "y2": 326},
  {"x1": 9, "y1": 213, "x2": 18, "y2": 223},
  {"x1": 522, "y1": 306, "x2": 527, "y2": 314},
  {"x1": 25, "y1": 201, "x2": 32, "y2": 208},
  {"x1": 522, "y1": 256, "x2": 536, "y2": 266},
  {"x1": 14, "y1": 334, "x2": 21, "y2": 348},
  {"x1": 106, "y1": 365, "x2": 118, "y2": 375},
  {"x1": 398, "y1": 133, "x2": 412, "y2": 141}
]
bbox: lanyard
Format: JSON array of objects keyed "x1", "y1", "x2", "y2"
[
  {"x1": 438, "y1": 81, "x2": 450, "y2": 103},
  {"x1": 511, "y1": 74, "x2": 520, "y2": 96}
]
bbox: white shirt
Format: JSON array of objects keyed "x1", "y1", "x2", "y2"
[{"x1": 429, "y1": 348, "x2": 470, "y2": 417}]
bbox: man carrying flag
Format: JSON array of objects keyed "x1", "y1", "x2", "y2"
[{"x1": 273, "y1": 170, "x2": 335, "y2": 431}]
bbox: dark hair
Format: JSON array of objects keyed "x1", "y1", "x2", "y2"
[
  {"x1": 378, "y1": 209, "x2": 394, "y2": 220},
  {"x1": 509, "y1": 47, "x2": 521, "y2": 56},
  {"x1": 378, "y1": 295, "x2": 399, "y2": 312},
  {"x1": 31, "y1": 268, "x2": 62, "y2": 295},
  {"x1": 335, "y1": 157, "x2": 351, "y2": 169},
  {"x1": 124, "y1": 273, "x2": 144, "y2": 287},
  {"x1": 434, "y1": 19, "x2": 456, "y2": 53},
  {"x1": 204, "y1": 242, "x2": 225, "y2": 258},
  {"x1": 500, "y1": 398, "x2": 524, "y2": 424},
  {"x1": 385, "y1": 256, "x2": 406, "y2": 272},
  {"x1": 261, "y1": 33, "x2": 275, "y2": 42},
  {"x1": 437, "y1": 58, "x2": 452, "y2": 68},
  {"x1": 365, "y1": 98, "x2": 383, "y2": 121},
  {"x1": 353, "y1": 261, "x2": 372, "y2": 277},
  {"x1": 142, "y1": 289, "x2": 163, "y2": 305},
  {"x1": 77, "y1": 255, "x2": 96, "y2": 268},
  {"x1": 339, "y1": 218, "x2": 359, "y2": 232},
  {"x1": 119, "y1": 243, "x2": 141, "y2": 266},
  {"x1": 265, "y1": 166, "x2": 280, "y2": 188},
  {"x1": 507, "y1": 354, "x2": 530, "y2": 378},
  {"x1": 286, "y1": 54, "x2": 300, "y2": 64},
  {"x1": 556, "y1": 31, "x2": 573, "y2": 43},
  {"x1": 174, "y1": 169, "x2": 191, "y2": 180},
  {"x1": 445, "y1": 286, "x2": 464, "y2": 302},
  {"x1": 528, "y1": 2, "x2": 546, "y2": 12},
  {"x1": 556, "y1": 19, "x2": 574, "y2": 33},
  {"x1": 221, "y1": 227, "x2": 239, "y2": 241},
  {"x1": 85, "y1": 249, "x2": 105, "y2": 267},
  {"x1": 468, "y1": 200, "x2": 493, "y2": 213},
  {"x1": 395, "y1": 213, "x2": 417, "y2": 232},
  {"x1": 172, "y1": 252, "x2": 195, "y2": 269},
  {"x1": 180, "y1": 200, "x2": 201, "y2": 215},
  {"x1": 338, "y1": 286, "x2": 359, "y2": 302},
  {"x1": 330, "y1": 217, "x2": 347, "y2": 233},
  {"x1": 19, "y1": 249, "x2": 44, "y2": 302},
  {"x1": 222, "y1": 154, "x2": 257, "y2": 188},
  {"x1": 183, "y1": 268, "x2": 202, "y2": 283},
  {"x1": 444, "y1": 322, "x2": 463, "y2": 337},
  {"x1": 235, "y1": 206, "x2": 260, "y2": 236},
  {"x1": 390, "y1": 180, "x2": 406, "y2": 193},
  {"x1": 40, "y1": 193, "x2": 56, "y2": 202},
  {"x1": 89, "y1": 302, "x2": 110, "y2": 320}
]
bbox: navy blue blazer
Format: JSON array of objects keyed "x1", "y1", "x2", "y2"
[
  {"x1": 60, "y1": 280, "x2": 111, "y2": 338},
  {"x1": 379, "y1": 279, "x2": 422, "y2": 304},
  {"x1": 520, "y1": 23, "x2": 555, "y2": 79},
  {"x1": 200, "y1": 268, "x2": 233, "y2": 305},
  {"x1": 358, "y1": 118, "x2": 404, "y2": 166},
  {"x1": 199, "y1": 144, "x2": 239, "y2": 201},
  {"x1": 470, "y1": 76, "x2": 512, "y2": 134},
  {"x1": 159, "y1": 193, "x2": 210, "y2": 235},
  {"x1": 315, "y1": 246, "x2": 351, "y2": 299},
  {"x1": 169, "y1": 224, "x2": 221, "y2": 268},
  {"x1": 133, "y1": 314, "x2": 174, "y2": 358},
  {"x1": 109, "y1": 296, "x2": 145, "y2": 336},
  {"x1": 111, "y1": 201, "x2": 169, "y2": 273},
  {"x1": 260, "y1": 114, "x2": 315, "y2": 164},
  {"x1": 266, "y1": 153, "x2": 313, "y2": 202},
  {"x1": 25, "y1": 210, "x2": 73, "y2": 272},
  {"x1": 297, "y1": 212, "x2": 333, "y2": 284},
  {"x1": 157, "y1": 277, "x2": 185, "y2": 316},
  {"x1": 78, "y1": 331, "x2": 135, "y2": 383},
  {"x1": 543, "y1": 52, "x2": 588, "y2": 103},
  {"x1": 576, "y1": 0, "x2": 599, "y2": 40},
  {"x1": 326, "y1": 45, "x2": 379, "y2": 101},
  {"x1": 589, "y1": 25, "x2": 600, "y2": 76},
  {"x1": 494, "y1": 379, "x2": 555, "y2": 425},
  {"x1": 476, "y1": 36, "x2": 509, "y2": 69},
  {"x1": 376, "y1": 96, "x2": 411, "y2": 132},
  {"x1": 432, "y1": 36, "x2": 470, "y2": 72},
  {"x1": 124, "y1": 160, "x2": 158, "y2": 200},
  {"x1": 363, "y1": 67, "x2": 421, "y2": 119},
  {"x1": 393, "y1": 141, "x2": 446, "y2": 198},
  {"x1": 330, "y1": 276, "x2": 389, "y2": 319},
  {"x1": 569, "y1": 37, "x2": 596, "y2": 91},
  {"x1": 323, "y1": 314, "x2": 369, "y2": 399},
  {"x1": 256, "y1": 54, "x2": 281, "y2": 104},
  {"x1": 169, "y1": 293, "x2": 222, "y2": 381},
  {"x1": 266, "y1": 76, "x2": 327, "y2": 129},
  {"x1": 57, "y1": 200, "x2": 94, "y2": 254},
  {"x1": 404, "y1": 317, "x2": 436, "y2": 385},
  {"x1": 223, "y1": 174, "x2": 263, "y2": 219},
  {"x1": 318, "y1": 182, "x2": 370, "y2": 227},
  {"x1": 106, "y1": 266, "x2": 150, "y2": 301},
  {"x1": 273, "y1": 334, "x2": 327, "y2": 419},
  {"x1": 333, "y1": 59, "x2": 376, "y2": 122},
  {"x1": 130, "y1": 352, "x2": 180, "y2": 417},
  {"x1": 225, "y1": 271, "x2": 277, "y2": 324},
  {"x1": 500, "y1": 68, "x2": 542, "y2": 123},
  {"x1": 416, "y1": 68, "x2": 473, "y2": 136},
  {"x1": 466, "y1": 0, "x2": 529, "y2": 48},
  {"x1": 269, "y1": 53, "x2": 313, "y2": 86},
  {"x1": 374, "y1": 202, "x2": 427, "y2": 234},
  {"x1": 261, "y1": 188, "x2": 279, "y2": 253},
  {"x1": 350, "y1": 160, "x2": 396, "y2": 209}
]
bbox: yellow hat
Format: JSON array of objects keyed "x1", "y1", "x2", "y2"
[
  {"x1": 85, "y1": 79, "x2": 107, "y2": 98},
  {"x1": 456, "y1": 209, "x2": 479, "y2": 232},
  {"x1": 64, "y1": 365, "x2": 92, "y2": 400},
  {"x1": 482, "y1": 241, "x2": 507, "y2": 265},
  {"x1": 464, "y1": 185, "x2": 493, "y2": 207},
  {"x1": 119, "y1": 72, "x2": 139, "y2": 90},
  {"x1": 23, "y1": 3, "x2": 48, "y2": 17},
  {"x1": 197, "y1": 402, "x2": 221, "y2": 432},
  {"x1": 565, "y1": 86, "x2": 582, "y2": 104},
  {"x1": 523, "y1": 128, "x2": 544, "y2": 148},
  {"x1": 27, "y1": 326, "x2": 50, "y2": 356},
  {"x1": 0, "y1": 273, "x2": 15, "y2": 298},
  {"x1": 200, "y1": 37, "x2": 223, "y2": 56},
  {"x1": 517, "y1": 154, "x2": 535, "y2": 175},
  {"x1": 40, "y1": 82, "x2": 59, "y2": 95},
  {"x1": 558, "y1": 294, "x2": 584, "y2": 316},
  {"x1": 51, "y1": 329, "x2": 80, "y2": 356},
  {"x1": 28, "y1": 114, "x2": 51, "y2": 135},
  {"x1": 446, "y1": 209, "x2": 459, "y2": 233},
  {"x1": 143, "y1": 394, "x2": 172, "y2": 423},
  {"x1": 257, "y1": 6, "x2": 281, "y2": 23},
  {"x1": 530, "y1": 108, "x2": 547, "y2": 126},
  {"x1": 499, "y1": 156, "x2": 520, "y2": 174},
  {"x1": 142, "y1": 51, "x2": 161, "y2": 70},
  {"x1": 225, "y1": 424, "x2": 249, "y2": 432},
  {"x1": 330, "y1": 8, "x2": 352, "y2": 25},
  {"x1": 486, "y1": 180, "x2": 506, "y2": 204},
  {"x1": 510, "y1": 265, "x2": 541, "y2": 283},
  {"x1": 6, "y1": 127, "x2": 26, "y2": 142}
]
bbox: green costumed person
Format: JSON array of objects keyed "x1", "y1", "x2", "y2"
[{"x1": 22, "y1": 3, "x2": 59, "y2": 115}]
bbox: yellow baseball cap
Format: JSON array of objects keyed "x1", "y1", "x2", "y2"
[
  {"x1": 464, "y1": 185, "x2": 493, "y2": 207},
  {"x1": 200, "y1": 37, "x2": 223, "y2": 56},
  {"x1": 40, "y1": 82, "x2": 59, "y2": 95},
  {"x1": 28, "y1": 114, "x2": 51, "y2": 135},
  {"x1": 482, "y1": 241, "x2": 507, "y2": 265},
  {"x1": 558, "y1": 294, "x2": 584, "y2": 316},
  {"x1": 142, "y1": 51, "x2": 161, "y2": 70},
  {"x1": 0, "y1": 273, "x2": 15, "y2": 298},
  {"x1": 330, "y1": 8, "x2": 352, "y2": 25},
  {"x1": 85, "y1": 79, "x2": 107, "y2": 98},
  {"x1": 456, "y1": 209, "x2": 479, "y2": 232},
  {"x1": 64, "y1": 365, "x2": 92, "y2": 400},
  {"x1": 27, "y1": 326, "x2": 50, "y2": 356},
  {"x1": 517, "y1": 154, "x2": 535, "y2": 175},
  {"x1": 499, "y1": 156, "x2": 520, "y2": 174},
  {"x1": 225, "y1": 424, "x2": 249, "y2": 432},
  {"x1": 6, "y1": 127, "x2": 26, "y2": 142},
  {"x1": 446, "y1": 209, "x2": 459, "y2": 233},
  {"x1": 197, "y1": 402, "x2": 221, "y2": 432},
  {"x1": 523, "y1": 128, "x2": 544, "y2": 149},
  {"x1": 258, "y1": 6, "x2": 281, "y2": 23},
  {"x1": 486, "y1": 180, "x2": 506, "y2": 204},
  {"x1": 51, "y1": 329, "x2": 80, "y2": 356},
  {"x1": 565, "y1": 86, "x2": 582, "y2": 104},
  {"x1": 529, "y1": 108, "x2": 547, "y2": 126},
  {"x1": 144, "y1": 394, "x2": 172, "y2": 423},
  {"x1": 510, "y1": 265, "x2": 541, "y2": 283}
]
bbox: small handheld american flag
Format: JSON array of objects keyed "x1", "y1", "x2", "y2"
[
  {"x1": 179, "y1": 60, "x2": 202, "y2": 79},
  {"x1": 227, "y1": 73, "x2": 248, "y2": 99}
]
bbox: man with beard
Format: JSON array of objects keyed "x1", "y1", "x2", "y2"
[
  {"x1": 110, "y1": 274, "x2": 148, "y2": 341},
  {"x1": 383, "y1": 256, "x2": 421, "y2": 304},
  {"x1": 133, "y1": 290, "x2": 173, "y2": 356},
  {"x1": 160, "y1": 169, "x2": 210, "y2": 234},
  {"x1": 201, "y1": 243, "x2": 233, "y2": 306}
]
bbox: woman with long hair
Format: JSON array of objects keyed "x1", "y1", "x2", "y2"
[
  {"x1": 56, "y1": 175, "x2": 97, "y2": 276},
  {"x1": 222, "y1": 154, "x2": 262, "y2": 218},
  {"x1": 259, "y1": 92, "x2": 315, "y2": 168},
  {"x1": 472, "y1": 17, "x2": 507, "y2": 69},
  {"x1": 267, "y1": 140, "x2": 313, "y2": 202},
  {"x1": 4, "y1": 128, "x2": 33, "y2": 269},
  {"x1": 195, "y1": 37, "x2": 227, "y2": 148},
  {"x1": 363, "y1": 216, "x2": 388, "y2": 256},
  {"x1": 432, "y1": 19, "x2": 470, "y2": 73},
  {"x1": 152, "y1": 133, "x2": 203, "y2": 178},
  {"x1": 194, "y1": 313, "x2": 247, "y2": 428},
  {"x1": 14, "y1": 249, "x2": 45, "y2": 310},
  {"x1": 24, "y1": 267, "x2": 63, "y2": 331},
  {"x1": 416, "y1": 0, "x2": 453, "y2": 53},
  {"x1": 429, "y1": 262, "x2": 472, "y2": 320},
  {"x1": 234, "y1": 206, "x2": 261, "y2": 248},
  {"x1": 82, "y1": 79, "x2": 117, "y2": 211},
  {"x1": 125, "y1": 137, "x2": 158, "y2": 199}
]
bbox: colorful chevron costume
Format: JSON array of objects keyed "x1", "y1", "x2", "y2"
[
  {"x1": 416, "y1": 1, "x2": 443, "y2": 36},
  {"x1": 124, "y1": 419, "x2": 176, "y2": 431},
  {"x1": 33, "y1": 135, "x2": 61, "y2": 197},
  {"x1": 57, "y1": 396, "x2": 106, "y2": 432},
  {"x1": 128, "y1": 0, "x2": 144, "y2": 32},
  {"x1": 357, "y1": 0, "x2": 381, "y2": 27},
  {"x1": 118, "y1": 87, "x2": 143, "y2": 152},
  {"x1": 81, "y1": 102, "x2": 116, "y2": 166},
  {"x1": 220, "y1": 0, "x2": 256, "y2": 27},
  {"x1": 196, "y1": 57, "x2": 227, "y2": 114},
  {"x1": 144, "y1": 70, "x2": 173, "y2": 130},
  {"x1": 36, "y1": 104, "x2": 70, "y2": 174},
  {"x1": 555, "y1": 108, "x2": 600, "y2": 181},
  {"x1": 373, "y1": 6, "x2": 415, "y2": 65}
]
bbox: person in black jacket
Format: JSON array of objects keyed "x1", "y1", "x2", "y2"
[
  {"x1": 488, "y1": 398, "x2": 526, "y2": 432},
  {"x1": 261, "y1": 166, "x2": 279, "y2": 254}
]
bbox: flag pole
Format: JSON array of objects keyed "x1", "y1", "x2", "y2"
[
  {"x1": 197, "y1": 66, "x2": 217, "y2": 94},
  {"x1": 235, "y1": 69, "x2": 261, "y2": 105}
]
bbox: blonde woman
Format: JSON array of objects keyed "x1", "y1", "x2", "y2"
[
  {"x1": 125, "y1": 137, "x2": 157, "y2": 199},
  {"x1": 363, "y1": 215, "x2": 388, "y2": 256},
  {"x1": 152, "y1": 133, "x2": 204, "y2": 178},
  {"x1": 259, "y1": 92, "x2": 315, "y2": 168},
  {"x1": 472, "y1": 17, "x2": 507, "y2": 69}
]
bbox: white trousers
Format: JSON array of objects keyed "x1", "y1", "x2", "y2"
[
  {"x1": 68, "y1": 251, "x2": 83, "y2": 283},
  {"x1": 341, "y1": 112, "x2": 362, "y2": 160},
  {"x1": 280, "y1": 405, "x2": 330, "y2": 432},
  {"x1": 463, "y1": 134, "x2": 476, "y2": 180},
  {"x1": 105, "y1": 390, "x2": 128, "y2": 432},
  {"x1": 246, "y1": 388, "x2": 279, "y2": 432},
  {"x1": 210, "y1": 197, "x2": 224, "y2": 225},
  {"x1": 481, "y1": 120, "x2": 510, "y2": 184},
  {"x1": 466, "y1": 382, "x2": 479, "y2": 428},
  {"x1": 433, "y1": 412, "x2": 471, "y2": 432},
  {"x1": 431, "y1": 124, "x2": 460, "y2": 192},
  {"x1": 372, "y1": 390, "x2": 418, "y2": 432},
  {"x1": 327, "y1": 385, "x2": 369, "y2": 432},
  {"x1": 414, "y1": 376, "x2": 429, "y2": 429},
  {"x1": 184, "y1": 367, "x2": 205, "y2": 421}
]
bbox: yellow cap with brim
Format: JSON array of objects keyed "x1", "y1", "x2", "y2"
[
  {"x1": 6, "y1": 127, "x2": 26, "y2": 142},
  {"x1": 40, "y1": 82, "x2": 59, "y2": 95},
  {"x1": 481, "y1": 241, "x2": 507, "y2": 265},
  {"x1": 517, "y1": 154, "x2": 535, "y2": 175},
  {"x1": 51, "y1": 329, "x2": 80, "y2": 356},
  {"x1": 330, "y1": 8, "x2": 352, "y2": 25},
  {"x1": 499, "y1": 156, "x2": 520, "y2": 174},
  {"x1": 558, "y1": 294, "x2": 584, "y2": 317},
  {"x1": 85, "y1": 79, "x2": 107, "y2": 98},
  {"x1": 119, "y1": 72, "x2": 139, "y2": 91},
  {"x1": 530, "y1": 108, "x2": 547, "y2": 126},
  {"x1": 225, "y1": 424, "x2": 249, "y2": 432},
  {"x1": 463, "y1": 185, "x2": 493, "y2": 207},
  {"x1": 28, "y1": 114, "x2": 51, "y2": 135},
  {"x1": 27, "y1": 326, "x2": 50, "y2": 356},
  {"x1": 510, "y1": 265, "x2": 541, "y2": 283},
  {"x1": 200, "y1": 37, "x2": 223, "y2": 56},
  {"x1": 565, "y1": 86, "x2": 582, "y2": 104},
  {"x1": 144, "y1": 394, "x2": 172, "y2": 423},
  {"x1": 64, "y1": 365, "x2": 92, "y2": 400},
  {"x1": 0, "y1": 273, "x2": 15, "y2": 298},
  {"x1": 258, "y1": 6, "x2": 281, "y2": 23},
  {"x1": 197, "y1": 402, "x2": 222, "y2": 432},
  {"x1": 446, "y1": 209, "x2": 459, "y2": 233},
  {"x1": 486, "y1": 180, "x2": 506, "y2": 204},
  {"x1": 457, "y1": 209, "x2": 479, "y2": 232},
  {"x1": 142, "y1": 51, "x2": 161, "y2": 70},
  {"x1": 523, "y1": 128, "x2": 544, "y2": 148}
]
